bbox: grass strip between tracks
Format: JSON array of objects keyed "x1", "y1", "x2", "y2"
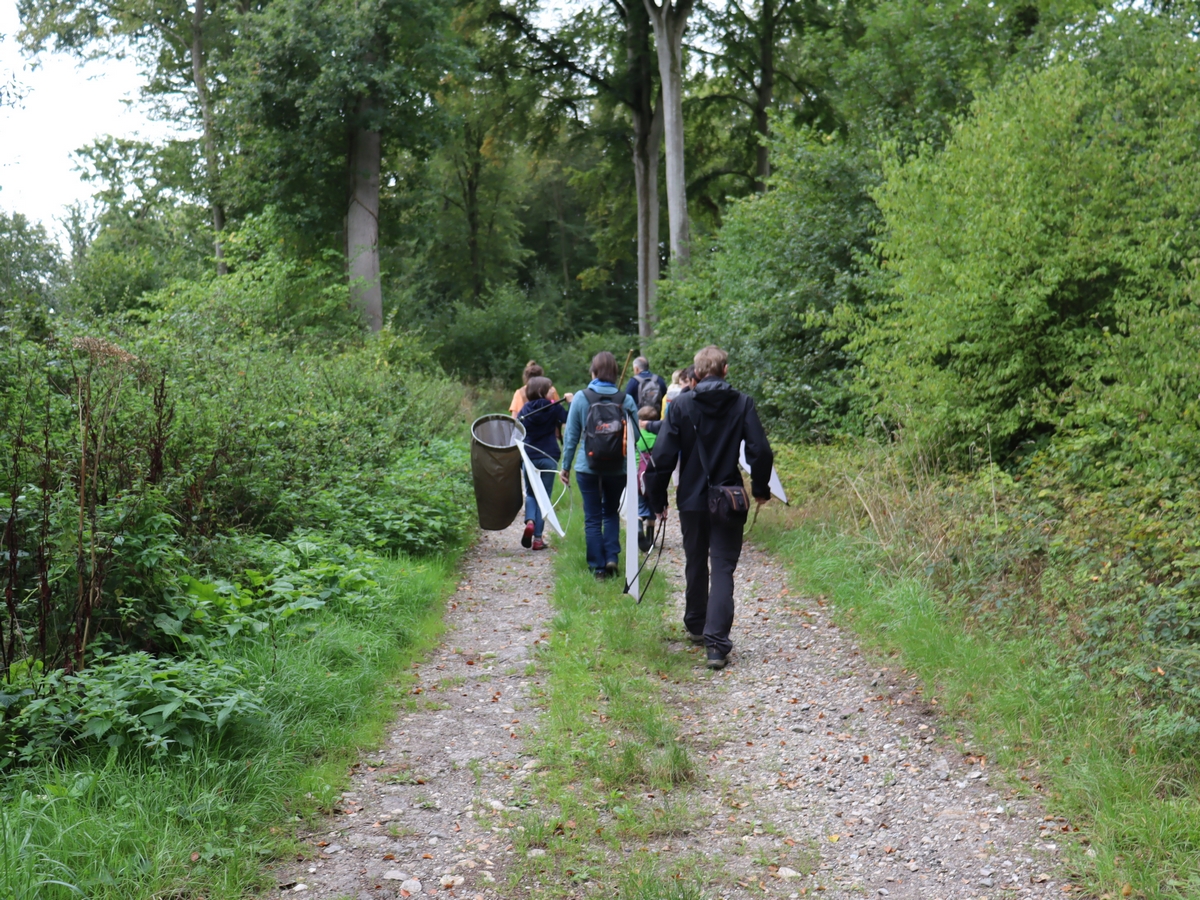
[{"x1": 504, "y1": 497, "x2": 707, "y2": 899}]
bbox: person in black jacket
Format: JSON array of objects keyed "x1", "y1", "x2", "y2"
[{"x1": 645, "y1": 346, "x2": 774, "y2": 670}]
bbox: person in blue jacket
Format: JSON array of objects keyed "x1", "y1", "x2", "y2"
[{"x1": 560, "y1": 351, "x2": 640, "y2": 580}]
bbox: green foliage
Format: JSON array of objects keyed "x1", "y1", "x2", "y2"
[
  {"x1": 861, "y1": 12, "x2": 1200, "y2": 458},
  {"x1": 0, "y1": 210, "x2": 64, "y2": 314},
  {"x1": 656, "y1": 125, "x2": 880, "y2": 439},
  {"x1": 13, "y1": 653, "x2": 263, "y2": 759}
]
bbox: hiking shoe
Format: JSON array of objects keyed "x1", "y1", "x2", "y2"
[
  {"x1": 685, "y1": 631, "x2": 705, "y2": 644},
  {"x1": 604, "y1": 560, "x2": 619, "y2": 578},
  {"x1": 705, "y1": 649, "x2": 728, "y2": 670},
  {"x1": 637, "y1": 521, "x2": 654, "y2": 553},
  {"x1": 521, "y1": 520, "x2": 534, "y2": 549},
  {"x1": 531, "y1": 537, "x2": 546, "y2": 551}
]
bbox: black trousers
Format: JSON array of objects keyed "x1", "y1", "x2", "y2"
[{"x1": 678, "y1": 510, "x2": 745, "y2": 657}]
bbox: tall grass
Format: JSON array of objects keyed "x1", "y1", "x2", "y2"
[{"x1": 0, "y1": 554, "x2": 458, "y2": 900}]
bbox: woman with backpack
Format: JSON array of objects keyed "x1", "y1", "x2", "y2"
[{"x1": 560, "y1": 351, "x2": 640, "y2": 580}]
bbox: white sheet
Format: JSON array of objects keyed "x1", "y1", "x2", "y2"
[
  {"x1": 739, "y1": 441, "x2": 788, "y2": 504},
  {"x1": 624, "y1": 417, "x2": 639, "y2": 598},
  {"x1": 516, "y1": 441, "x2": 565, "y2": 537}
]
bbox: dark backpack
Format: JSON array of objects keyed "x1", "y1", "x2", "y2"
[
  {"x1": 634, "y1": 372, "x2": 663, "y2": 411},
  {"x1": 582, "y1": 389, "x2": 628, "y2": 472}
]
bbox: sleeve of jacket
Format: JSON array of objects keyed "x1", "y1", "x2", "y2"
[
  {"x1": 645, "y1": 401, "x2": 682, "y2": 514},
  {"x1": 561, "y1": 396, "x2": 585, "y2": 472},
  {"x1": 742, "y1": 397, "x2": 775, "y2": 500}
]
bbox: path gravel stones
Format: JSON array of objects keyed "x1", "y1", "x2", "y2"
[
  {"x1": 646, "y1": 518, "x2": 1076, "y2": 899},
  {"x1": 267, "y1": 521, "x2": 551, "y2": 899},
  {"x1": 267, "y1": 515, "x2": 1075, "y2": 900}
]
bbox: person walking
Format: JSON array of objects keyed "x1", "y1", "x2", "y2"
[
  {"x1": 560, "y1": 351, "x2": 640, "y2": 580},
  {"x1": 645, "y1": 346, "x2": 774, "y2": 669},
  {"x1": 509, "y1": 360, "x2": 564, "y2": 417},
  {"x1": 624, "y1": 356, "x2": 668, "y2": 415},
  {"x1": 517, "y1": 376, "x2": 567, "y2": 551}
]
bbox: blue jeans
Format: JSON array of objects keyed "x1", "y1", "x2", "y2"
[
  {"x1": 576, "y1": 471, "x2": 624, "y2": 574},
  {"x1": 524, "y1": 468, "x2": 556, "y2": 538}
]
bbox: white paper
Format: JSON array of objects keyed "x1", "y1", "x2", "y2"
[
  {"x1": 739, "y1": 441, "x2": 788, "y2": 504},
  {"x1": 516, "y1": 441, "x2": 565, "y2": 537},
  {"x1": 624, "y1": 417, "x2": 639, "y2": 598}
]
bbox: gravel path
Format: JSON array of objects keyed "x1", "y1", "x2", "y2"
[
  {"x1": 267, "y1": 521, "x2": 550, "y2": 900},
  {"x1": 647, "y1": 517, "x2": 1077, "y2": 899},
  {"x1": 265, "y1": 514, "x2": 1077, "y2": 900}
]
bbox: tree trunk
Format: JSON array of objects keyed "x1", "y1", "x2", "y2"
[
  {"x1": 628, "y1": 0, "x2": 663, "y2": 342},
  {"x1": 463, "y1": 122, "x2": 484, "y2": 299},
  {"x1": 754, "y1": 0, "x2": 775, "y2": 192},
  {"x1": 553, "y1": 179, "x2": 571, "y2": 291},
  {"x1": 633, "y1": 98, "x2": 663, "y2": 344},
  {"x1": 644, "y1": 0, "x2": 692, "y2": 268},
  {"x1": 191, "y1": 0, "x2": 226, "y2": 275},
  {"x1": 348, "y1": 96, "x2": 382, "y2": 332}
]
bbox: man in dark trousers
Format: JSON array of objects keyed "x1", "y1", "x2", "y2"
[{"x1": 645, "y1": 346, "x2": 774, "y2": 669}]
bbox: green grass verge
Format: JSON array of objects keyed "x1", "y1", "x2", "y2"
[
  {"x1": 506, "y1": 498, "x2": 710, "y2": 898},
  {"x1": 756, "y1": 519, "x2": 1200, "y2": 900},
  {"x1": 0, "y1": 551, "x2": 460, "y2": 900}
]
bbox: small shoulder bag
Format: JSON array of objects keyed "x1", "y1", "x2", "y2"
[{"x1": 686, "y1": 399, "x2": 750, "y2": 524}]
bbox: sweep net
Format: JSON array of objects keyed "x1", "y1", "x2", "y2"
[{"x1": 470, "y1": 414, "x2": 526, "y2": 530}]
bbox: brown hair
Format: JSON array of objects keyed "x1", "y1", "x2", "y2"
[
  {"x1": 693, "y1": 345, "x2": 729, "y2": 380},
  {"x1": 590, "y1": 351, "x2": 618, "y2": 383},
  {"x1": 523, "y1": 360, "x2": 544, "y2": 383},
  {"x1": 638, "y1": 405, "x2": 660, "y2": 421},
  {"x1": 525, "y1": 376, "x2": 552, "y2": 401},
  {"x1": 681, "y1": 365, "x2": 696, "y2": 385}
]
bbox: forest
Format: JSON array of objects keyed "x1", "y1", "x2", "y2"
[{"x1": 3, "y1": 0, "x2": 1200, "y2": 895}]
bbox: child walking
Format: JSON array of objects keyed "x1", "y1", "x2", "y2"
[
  {"x1": 636, "y1": 404, "x2": 661, "y2": 552},
  {"x1": 517, "y1": 376, "x2": 567, "y2": 550}
]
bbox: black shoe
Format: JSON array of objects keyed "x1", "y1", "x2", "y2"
[
  {"x1": 685, "y1": 631, "x2": 705, "y2": 644},
  {"x1": 637, "y1": 522, "x2": 654, "y2": 553},
  {"x1": 706, "y1": 649, "x2": 728, "y2": 670},
  {"x1": 604, "y1": 560, "x2": 619, "y2": 578}
]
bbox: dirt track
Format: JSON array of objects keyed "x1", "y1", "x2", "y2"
[{"x1": 267, "y1": 517, "x2": 1076, "y2": 899}]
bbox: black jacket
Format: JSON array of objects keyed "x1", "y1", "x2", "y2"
[{"x1": 645, "y1": 377, "x2": 774, "y2": 514}]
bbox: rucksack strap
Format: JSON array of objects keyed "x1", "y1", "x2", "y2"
[{"x1": 582, "y1": 388, "x2": 625, "y2": 407}]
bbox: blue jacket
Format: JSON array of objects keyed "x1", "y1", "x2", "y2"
[
  {"x1": 561, "y1": 380, "x2": 639, "y2": 476},
  {"x1": 517, "y1": 397, "x2": 567, "y2": 465}
]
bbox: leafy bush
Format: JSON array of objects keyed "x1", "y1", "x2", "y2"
[
  {"x1": 655, "y1": 126, "x2": 880, "y2": 439},
  {"x1": 11, "y1": 653, "x2": 263, "y2": 760},
  {"x1": 862, "y1": 13, "x2": 1200, "y2": 458}
]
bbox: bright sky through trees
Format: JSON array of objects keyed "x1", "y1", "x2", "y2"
[{"x1": 0, "y1": 3, "x2": 182, "y2": 235}]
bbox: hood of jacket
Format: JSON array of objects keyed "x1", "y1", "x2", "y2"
[{"x1": 691, "y1": 377, "x2": 740, "y2": 416}]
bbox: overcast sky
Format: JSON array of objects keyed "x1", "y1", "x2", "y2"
[{"x1": 0, "y1": 3, "x2": 181, "y2": 239}]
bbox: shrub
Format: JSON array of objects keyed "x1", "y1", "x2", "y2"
[
  {"x1": 11, "y1": 652, "x2": 263, "y2": 761},
  {"x1": 862, "y1": 13, "x2": 1200, "y2": 459},
  {"x1": 655, "y1": 126, "x2": 880, "y2": 439}
]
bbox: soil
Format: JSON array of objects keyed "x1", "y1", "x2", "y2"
[{"x1": 266, "y1": 516, "x2": 1076, "y2": 900}]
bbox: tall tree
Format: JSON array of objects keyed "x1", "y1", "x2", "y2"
[
  {"x1": 498, "y1": 0, "x2": 663, "y2": 341},
  {"x1": 230, "y1": 0, "x2": 451, "y2": 331},
  {"x1": 694, "y1": 0, "x2": 834, "y2": 192},
  {"x1": 19, "y1": 0, "x2": 235, "y2": 273},
  {"x1": 643, "y1": 0, "x2": 693, "y2": 266}
]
